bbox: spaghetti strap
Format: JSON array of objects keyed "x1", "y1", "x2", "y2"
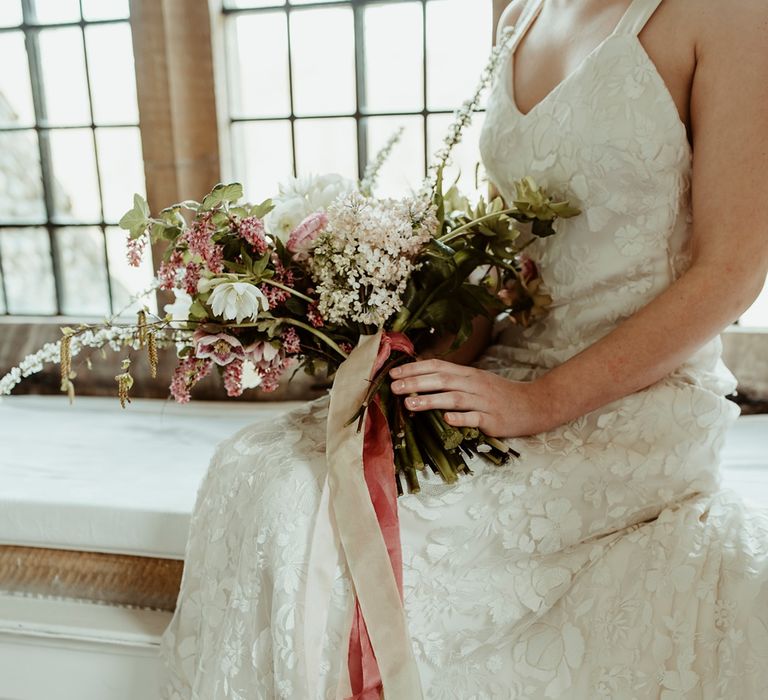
[
  {"x1": 612, "y1": 0, "x2": 665, "y2": 37},
  {"x1": 496, "y1": 0, "x2": 544, "y2": 49}
]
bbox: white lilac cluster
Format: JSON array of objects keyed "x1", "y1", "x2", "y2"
[
  {"x1": 308, "y1": 190, "x2": 438, "y2": 327},
  {"x1": 0, "y1": 326, "x2": 191, "y2": 397},
  {"x1": 265, "y1": 173, "x2": 356, "y2": 243}
]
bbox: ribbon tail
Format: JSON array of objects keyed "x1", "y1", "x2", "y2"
[{"x1": 325, "y1": 330, "x2": 423, "y2": 700}]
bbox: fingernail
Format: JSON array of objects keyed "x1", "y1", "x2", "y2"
[
  {"x1": 406, "y1": 397, "x2": 421, "y2": 408},
  {"x1": 391, "y1": 367, "x2": 402, "y2": 377},
  {"x1": 445, "y1": 413, "x2": 455, "y2": 422},
  {"x1": 393, "y1": 380, "x2": 405, "y2": 392}
]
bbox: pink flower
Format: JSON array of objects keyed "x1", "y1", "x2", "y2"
[
  {"x1": 126, "y1": 235, "x2": 148, "y2": 267},
  {"x1": 182, "y1": 262, "x2": 202, "y2": 295},
  {"x1": 281, "y1": 327, "x2": 301, "y2": 355},
  {"x1": 194, "y1": 331, "x2": 246, "y2": 366},
  {"x1": 169, "y1": 356, "x2": 213, "y2": 404},
  {"x1": 307, "y1": 302, "x2": 324, "y2": 328},
  {"x1": 519, "y1": 254, "x2": 539, "y2": 285},
  {"x1": 238, "y1": 216, "x2": 268, "y2": 255},
  {"x1": 286, "y1": 211, "x2": 327, "y2": 259},
  {"x1": 259, "y1": 255, "x2": 295, "y2": 309},
  {"x1": 181, "y1": 213, "x2": 224, "y2": 273},
  {"x1": 223, "y1": 359, "x2": 244, "y2": 397},
  {"x1": 158, "y1": 250, "x2": 184, "y2": 290}
]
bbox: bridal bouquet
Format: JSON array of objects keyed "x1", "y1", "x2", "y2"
[{"x1": 113, "y1": 167, "x2": 575, "y2": 494}]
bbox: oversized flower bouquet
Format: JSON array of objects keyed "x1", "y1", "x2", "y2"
[{"x1": 111, "y1": 166, "x2": 577, "y2": 494}]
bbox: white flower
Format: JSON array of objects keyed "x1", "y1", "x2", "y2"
[
  {"x1": 265, "y1": 172, "x2": 355, "y2": 242},
  {"x1": 163, "y1": 291, "x2": 193, "y2": 321},
  {"x1": 209, "y1": 282, "x2": 269, "y2": 324},
  {"x1": 265, "y1": 197, "x2": 309, "y2": 243},
  {"x1": 241, "y1": 359, "x2": 262, "y2": 389},
  {"x1": 307, "y1": 190, "x2": 438, "y2": 326}
]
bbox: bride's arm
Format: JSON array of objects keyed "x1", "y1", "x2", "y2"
[{"x1": 390, "y1": 5, "x2": 768, "y2": 438}]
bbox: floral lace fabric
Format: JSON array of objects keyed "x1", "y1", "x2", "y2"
[{"x1": 159, "y1": 1, "x2": 768, "y2": 697}]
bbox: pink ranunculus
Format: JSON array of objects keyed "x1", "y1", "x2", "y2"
[
  {"x1": 286, "y1": 211, "x2": 327, "y2": 259},
  {"x1": 194, "y1": 331, "x2": 246, "y2": 366}
]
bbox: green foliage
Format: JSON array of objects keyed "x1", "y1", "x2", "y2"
[
  {"x1": 118, "y1": 194, "x2": 150, "y2": 239},
  {"x1": 200, "y1": 182, "x2": 244, "y2": 211}
]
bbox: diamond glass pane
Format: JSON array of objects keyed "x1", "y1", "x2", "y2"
[
  {"x1": 0, "y1": 130, "x2": 45, "y2": 223},
  {"x1": 365, "y1": 115, "x2": 424, "y2": 198},
  {"x1": 227, "y1": 12, "x2": 290, "y2": 118},
  {"x1": 106, "y1": 225, "x2": 157, "y2": 316},
  {"x1": 49, "y1": 128, "x2": 101, "y2": 223},
  {"x1": 29, "y1": 0, "x2": 81, "y2": 24},
  {"x1": 55, "y1": 226, "x2": 110, "y2": 315},
  {"x1": 426, "y1": 0, "x2": 492, "y2": 111},
  {"x1": 290, "y1": 7, "x2": 355, "y2": 116},
  {"x1": 231, "y1": 120, "x2": 294, "y2": 202},
  {"x1": 85, "y1": 23, "x2": 139, "y2": 125},
  {"x1": 427, "y1": 112, "x2": 487, "y2": 198},
  {"x1": 294, "y1": 117, "x2": 357, "y2": 180},
  {"x1": 96, "y1": 127, "x2": 145, "y2": 224},
  {"x1": 0, "y1": 227, "x2": 56, "y2": 314},
  {"x1": 363, "y1": 2, "x2": 423, "y2": 113},
  {"x1": 38, "y1": 27, "x2": 91, "y2": 126},
  {"x1": 0, "y1": 32, "x2": 35, "y2": 127},
  {"x1": 81, "y1": 0, "x2": 130, "y2": 21}
]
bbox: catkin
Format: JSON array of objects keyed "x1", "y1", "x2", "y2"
[
  {"x1": 59, "y1": 335, "x2": 71, "y2": 392},
  {"x1": 147, "y1": 332, "x2": 158, "y2": 378}
]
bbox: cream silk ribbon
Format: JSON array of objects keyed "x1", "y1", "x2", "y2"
[{"x1": 303, "y1": 330, "x2": 423, "y2": 699}]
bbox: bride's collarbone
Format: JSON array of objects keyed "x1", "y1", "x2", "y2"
[{"x1": 509, "y1": 0, "x2": 695, "y2": 139}]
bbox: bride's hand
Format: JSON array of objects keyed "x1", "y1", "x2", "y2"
[{"x1": 389, "y1": 358, "x2": 557, "y2": 438}]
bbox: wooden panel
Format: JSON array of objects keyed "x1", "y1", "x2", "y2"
[{"x1": 0, "y1": 545, "x2": 183, "y2": 611}]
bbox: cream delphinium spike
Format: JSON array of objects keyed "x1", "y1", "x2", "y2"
[
  {"x1": 359, "y1": 126, "x2": 405, "y2": 197},
  {"x1": 422, "y1": 25, "x2": 516, "y2": 196}
]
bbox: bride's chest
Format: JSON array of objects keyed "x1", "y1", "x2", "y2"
[{"x1": 479, "y1": 37, "x2": 691, "y2": 204}]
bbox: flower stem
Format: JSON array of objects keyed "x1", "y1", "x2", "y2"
[
  {"x1": 437, "y1": 208, "x2": 522, "y2": 245},
  {"x1": 256, "y1": 277, "x2": 315, "y2": 303},
  {"x1": 274, "y1": 318, "x2": 348, "y2": 359}
]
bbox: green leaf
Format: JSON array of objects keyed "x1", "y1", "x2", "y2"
[
  {"x1": 201, "y1": 182, "x2": 244, "y2": 210},
  {"x1": 252, "y1": 253, "x2": 270, "y2": 277},
  {"x1": 249, "y1": 199, "x2": 275, "y2": 219},
  {"x1": 118, "y1": 193, "x2": 150, "y2": 238},
  {"x1": 188, "y1": 300, "x2": 208, "y2": 320}
]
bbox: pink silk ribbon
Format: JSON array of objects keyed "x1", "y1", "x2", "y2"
[
  {"x1": 346, "y1": 331, "x2": 415, "y2": 699},
  {"x1": 302, "y1": 330, "x2": 423, "y2": 700}
]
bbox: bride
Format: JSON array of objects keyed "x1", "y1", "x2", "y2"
[{"x1": 160, "y1": 0, "x2": 768, "y2": 697}]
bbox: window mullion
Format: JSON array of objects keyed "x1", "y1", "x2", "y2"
[{"x1": 21, "y1": 0, "x2": 64, "y2": 316}]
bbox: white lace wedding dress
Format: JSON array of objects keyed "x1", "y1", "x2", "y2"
[{"x1": 159, "y1": 0, "x2": 768, "y2": 697}]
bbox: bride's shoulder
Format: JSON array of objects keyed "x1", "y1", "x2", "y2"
[
  {"x1": 496, "y1": 0, "x2": 528, "y2": 36},
  {"x1": 684, "y1": 0, "x2": 767, "y2": 46}
]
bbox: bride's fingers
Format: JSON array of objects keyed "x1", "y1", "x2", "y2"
[
  {"x1": 390, "y1": 372, "x2": 479, "y2": 397},
  {"x1": 389, "y1": 358, "x2": 471, "y2": 380},
  {"x1": 403, "y1": 391, "x2": 480, "y2": 412},
  {"x1": 442, "y1": 410, "x2": 488, "y2": 430}
]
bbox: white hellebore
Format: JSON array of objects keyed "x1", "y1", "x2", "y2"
[{"x1": 208, "y1": 282, "x2": 269, "y2": 324}]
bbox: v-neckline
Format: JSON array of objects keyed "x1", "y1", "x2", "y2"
[{"x1": 504, "y1": 0, "x2": 629, "y2": 118}]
